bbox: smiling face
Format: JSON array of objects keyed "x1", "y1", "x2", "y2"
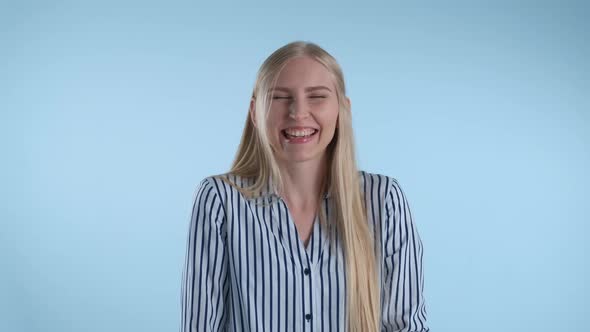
[{"x1": 251, "y1": 56, "x2": 344, "y2": 166}]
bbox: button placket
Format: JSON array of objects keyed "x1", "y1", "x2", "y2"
[
  {"x1": 302, "y1": 253, "x2": 314, "y2": 327},
  {"x1": 303, "y1": 260, "x2": 314, "y2": 326},
  {"x1": 273, "y1": 194, "x2": 318, "y2": 328}
]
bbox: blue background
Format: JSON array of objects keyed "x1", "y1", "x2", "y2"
[{"x1": 3, "y1": 1, "x2": 588, "y2": 331}]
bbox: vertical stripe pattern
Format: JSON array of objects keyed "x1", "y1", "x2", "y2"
[{"x1": 180, "y1": 170, "x2": 429, "y2": 331}]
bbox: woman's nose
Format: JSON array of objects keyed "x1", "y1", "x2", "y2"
[{"x1": 288, "y1": 99, "x2": 310, "y2": 119}]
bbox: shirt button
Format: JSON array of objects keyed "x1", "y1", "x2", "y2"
[
  {"x1": 303, "y1": 268, "x2": 310, "y2": 275},
  {"x1": 305, "y1": 313, "x2": 312, "y2": 321}
]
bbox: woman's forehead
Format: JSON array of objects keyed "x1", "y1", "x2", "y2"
[
  {"x1": 276, "y1": 56, "x2": 330, "y2": 79},
  {"x1": 273, "y1": 61, "x2": 334, "y2": 91}
]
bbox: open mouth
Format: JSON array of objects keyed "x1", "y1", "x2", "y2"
[{"x1": 281, "y1": 129, "x2": 318, "y2": 140}]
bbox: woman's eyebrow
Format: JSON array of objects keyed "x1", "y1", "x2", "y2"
[{"x1": 269, "y1": 86, "x2": 332, "y2": 93}]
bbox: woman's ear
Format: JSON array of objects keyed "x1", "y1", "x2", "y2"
[{"x1": 249, "y1": 97, "x2": 257, "y2": 128}]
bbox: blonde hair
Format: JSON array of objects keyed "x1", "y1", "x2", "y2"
[{"x1": 217, "y1": 41, "x2": 379, "y2": 332}]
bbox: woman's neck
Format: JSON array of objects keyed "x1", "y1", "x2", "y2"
[{"x1": 277, "y1": 155, "x2": 328, "y2": 212}]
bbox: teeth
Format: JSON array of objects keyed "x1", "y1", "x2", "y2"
[{"x1": 284, "y1": 128, "x2": 316, "y2": 137}]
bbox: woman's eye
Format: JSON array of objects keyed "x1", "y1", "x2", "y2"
[
  {"x1": 272, "y1": 96, "x2": 290, "y2": 100},
  {"x1": 310, "y1": 95, "x2": 326, "y2": 99}
]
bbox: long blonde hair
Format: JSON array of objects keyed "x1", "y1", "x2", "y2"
[{"x1": 218, "y1": 41, "x2": 379, "y2": 332}]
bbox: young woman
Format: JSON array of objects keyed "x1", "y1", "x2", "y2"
[{"x1": 181, "y1": 41, "x2": 429, "y2": 332}]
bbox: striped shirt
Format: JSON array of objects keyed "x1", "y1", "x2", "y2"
[{"x1": 180, "y1": 170, "x2": 429, "y2": 332}]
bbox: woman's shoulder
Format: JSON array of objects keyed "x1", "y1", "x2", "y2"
[
  {"x1": 195, "y1": 172, "x2": 257, "y2": 201},
  {"x1": 357, "y1": 170, "x2": 409, "y2": 200}
]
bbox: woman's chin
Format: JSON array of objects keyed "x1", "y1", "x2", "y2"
[{"x1": 277, "y1": 150, "x2": 328, "y2": 164}]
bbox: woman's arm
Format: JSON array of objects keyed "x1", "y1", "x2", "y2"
[
  {"x1": 180, "y1": 178, "x2": 228, "y2": 332},
  {"x1": 381, "y1": 178, "x2": 429, "y2": 332}
]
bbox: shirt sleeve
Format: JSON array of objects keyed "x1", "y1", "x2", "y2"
[
  {"x1": 181, "y1": 177, "x2": 228, "y2": 332},
  {"x1": 381, "y1": 178, "x2": 429, "y2": 332}
]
